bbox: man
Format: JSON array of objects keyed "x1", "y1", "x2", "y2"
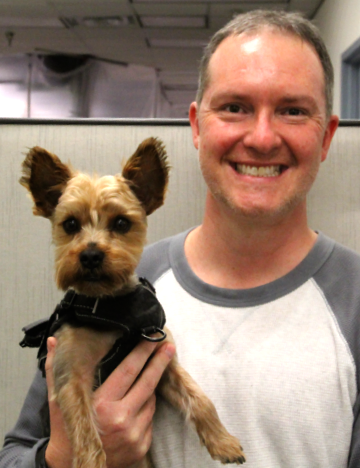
[{"x1": 1, "y1": 9, "x2": 359, "y2": 468}]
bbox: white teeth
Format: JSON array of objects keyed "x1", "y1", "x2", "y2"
[{"x1": 235, "y1": 164, "x2": 281, "y2": 177}]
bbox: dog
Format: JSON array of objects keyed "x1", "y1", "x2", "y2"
[{"x1": 20, "y1": 137, "x2": 246, "y2": 468}]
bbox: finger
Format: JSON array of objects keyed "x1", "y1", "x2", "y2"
[
  {"x1": 102, "y1": 411, "x2": 154, "y2": 468},
  {"x1": 137, "y1": 392, "x2": 156, "y2": 427},
  {"x1": 98, "y1": 339, "x2": 159, "y2": 401},
  {"x1": 45, "y1": 337, "x2": 57, "y2": 399},
  {"x1": 122, "y1": 342, "x2": 175, "y2": 411}
]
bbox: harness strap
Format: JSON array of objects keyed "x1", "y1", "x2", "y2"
[{"x1": 20, "y1": 278, "x2": 166, "y2": 386}]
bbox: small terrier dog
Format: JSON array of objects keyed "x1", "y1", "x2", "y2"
[{"x1": 20, "y1": 138, "x2": 245, "y2": 468}]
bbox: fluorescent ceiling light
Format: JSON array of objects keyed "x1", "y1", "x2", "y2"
[
  {"x1": 60, "y1": 16, "x2": 134, "y2": 28},
  {"x1": 82, "y1": 16, "x2": 134, "y2": 27},
  {"x1": 0, "y1": 17, "x2": 63, "y2": 27},
  {"x1": 141, "y1": 16, "x2": 206, "y2": 28},
  {"x1": 148, "y1": 38, "x2": 207, "y2": 48}
]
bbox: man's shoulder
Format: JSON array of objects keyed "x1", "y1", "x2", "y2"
[
  {"x1": 326, "y1": 236, "x2": 360, "y2": 275},
  {"x1": 137, "y1": 230, "x2": 188, "y2": 284},
  {"x1": 314, "y1": 234, "x2": 360, "y2": 300},
  {"x1": 314, "y1": 235, "x2": 360, "y2": 374}
]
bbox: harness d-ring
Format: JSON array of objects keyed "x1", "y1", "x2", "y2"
[{"x1": 141, "y1": 327, "x2": 167, "y2": 342}]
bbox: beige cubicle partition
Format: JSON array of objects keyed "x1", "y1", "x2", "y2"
[{"x1": 0, "y1": 119, "x2": 359, "y2": 443}]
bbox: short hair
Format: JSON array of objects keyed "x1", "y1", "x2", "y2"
[{"x1": 196, "y1": 10, "x2": 334, "y2": 118}]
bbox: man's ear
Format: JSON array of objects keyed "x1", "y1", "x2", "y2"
[
  {"x1": 189, "y1": 101, "x2": 200, "y2": 150},
  {"x1": 20, "y1": 147, "x2": 72, "y2": 218},
  {"x1": 321, "y1": 115, "x2": 339, "y2": 163},
  {"x1": 122, "y1": 138, "x2": 170, "y2": 216}
]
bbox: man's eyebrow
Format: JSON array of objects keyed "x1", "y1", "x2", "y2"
[
  {"x1": 280, "y1": 95, "x2": 318, "y2": 106},
  {"x1": 210, "y1": 92, "x2": 248, "y2": 103}
]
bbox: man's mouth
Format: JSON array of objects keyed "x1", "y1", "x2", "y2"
[{"x1": 234, "y1": 164, "x2": 284, "y2": 177}]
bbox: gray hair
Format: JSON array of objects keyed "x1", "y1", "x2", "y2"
[{"x1": 196, "y1": 10, "x2": 334, "y2": 117}]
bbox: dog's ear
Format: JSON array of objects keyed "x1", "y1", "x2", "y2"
[
  {"x1": 20, "y1": 146, "x2": 72, "y2": 218},
  {"x1": 122, "y1": 138, "x2": 170, "y2": 215}
]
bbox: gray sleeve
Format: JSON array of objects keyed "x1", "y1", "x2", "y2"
[
  {"x1": 136, "y1": 236, "x2": 172, "y2": 283},
  {"x1": 348, "y1": 396, "x2": 360, "y2": 468},
  {"x1": 0, "y1": 370, "x2": 50, "y2": 468},
  {"x1": 313, "y1": 241, "x2": 360, "y2": 468}
]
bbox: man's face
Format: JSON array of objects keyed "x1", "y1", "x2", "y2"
[{"x1": 189, "y1": 31, "x2": 339, "y2": 222}]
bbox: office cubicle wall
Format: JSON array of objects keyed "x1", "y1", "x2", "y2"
[{"x1": 0, "y1": 119, "x2": 359, "y2": 442}]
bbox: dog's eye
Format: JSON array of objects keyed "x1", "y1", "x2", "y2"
[
  {"x1": 112, "y1": 216, "x2": 132, "y2": 234},
  {"x1": 63, "y1": 217, "x2": 80, "y2": 234}
]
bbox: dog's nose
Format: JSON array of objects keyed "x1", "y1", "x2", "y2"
[{"x1": 80, "y1": 248, "x2": 105, "y2": 270}]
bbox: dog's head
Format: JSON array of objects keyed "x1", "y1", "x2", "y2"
[{"x1": 20, "y1": 138, "x2": 169, "y2": 297}]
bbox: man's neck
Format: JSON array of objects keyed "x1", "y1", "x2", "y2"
[{"x1": 184, "y1": 197, "x2": 317, "y2": 290}]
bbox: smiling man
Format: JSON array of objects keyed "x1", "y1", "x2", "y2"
[
  {"x1": 142, "y1": 10, "x2": 359, "y2": 468},
  {"x1": 1, "y1": 10, "x2": 360, "y2": 468},
  {"x1": 185, "y1": 22, "x2": 339, "y2": 289}
]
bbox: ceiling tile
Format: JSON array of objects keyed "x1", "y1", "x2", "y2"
[
  {"x1": 53, "y1": 2, "x2": 134, "y2": 16},
  {"x1": 132, "y1": 0, "x2": 286, "y2": 3},
  {"x1": 140, "y1": 16, "x2": 206, "y2": 28},
  {"x1": 210, "y1": 2, "x2": 290, "y2": 17},
  {"x1": 73, "y1": 26, "x2": 144, "y2": 41},
  {"x1": 143, "y1": 27, "x2": 211, "y2": 40},
  {"x1": 50, "y1": 0, "x2": 130, "y2": 4},
  {"x1": 0, "y1": 5, "x2": 56, "y2": 17},
  {"x1": 132, "y1": 3, "x2": 207, "y2": 15}
]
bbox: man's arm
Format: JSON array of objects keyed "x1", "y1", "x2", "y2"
[
  {"x1": 0, "y1": 368, "x2": 49, "y2": 468},
  {"x1": 348, "y1": 396, "x2": 360, "y2": 468},
  {"x1": 0, "y1": 339, "x2": 175, "y2": 468}
]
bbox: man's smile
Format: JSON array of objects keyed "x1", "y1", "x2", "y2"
[{"x1": 232, "y1": 163, "x2": 286, "y2": 177}]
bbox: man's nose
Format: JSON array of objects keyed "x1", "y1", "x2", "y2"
[{"x1": 242, "y1": 111, "x2": 281, "y2": 155}]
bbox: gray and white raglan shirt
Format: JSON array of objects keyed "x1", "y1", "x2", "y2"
[{"x1": 1, "y1": 229, "x2": 360, "y2": 468}]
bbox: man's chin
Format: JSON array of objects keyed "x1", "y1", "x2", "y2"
[{"x1": 214, "y1": 192, "x2": 307, "y2": 224}]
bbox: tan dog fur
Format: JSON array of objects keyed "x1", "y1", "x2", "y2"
[{"x1": 20, "y1": 138, "x2": 245, "y2": 468}]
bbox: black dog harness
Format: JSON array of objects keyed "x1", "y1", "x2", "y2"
[{"x1": 20, "y1": 278, "x2": 166, "y2": 387}]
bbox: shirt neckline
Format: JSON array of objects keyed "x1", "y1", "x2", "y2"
[{"x1": 169, "y1": 229, "x2": 335, "y2": 307}]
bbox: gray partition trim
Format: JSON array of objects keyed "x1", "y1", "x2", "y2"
[{"x1": 0, "y1": 117, "x2": 190, "y2": 126}]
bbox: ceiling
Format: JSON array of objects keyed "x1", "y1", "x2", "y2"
[{"x1": 0, "y1": 0, "x2": 325, "y2": 117}]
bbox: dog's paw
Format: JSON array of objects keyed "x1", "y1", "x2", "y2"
[
  {"x1": 222, "y1": 451, "x2": 246, "y2": 465},
  {"x1": 205, "y1": 433, "x2": 246, "y2": 465}
]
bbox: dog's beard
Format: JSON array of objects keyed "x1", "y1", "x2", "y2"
[{"x1": 55, "y1": 241, "x2": 144, "y2": 297}]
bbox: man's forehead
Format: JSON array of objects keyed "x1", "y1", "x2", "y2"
[
  {"x1": 211, "y1": 30, "x2": 314, "y2": 63},
  {"x1": 206, "y1": 30, "x2": 326, "y2": 98}
]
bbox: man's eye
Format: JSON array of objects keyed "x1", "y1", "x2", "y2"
[
  {"x1": 112, "y1": 216, "x2": 132, "y2": 234},
  {"x1": 63, "y1": 217, "x2": 80, "y2": 235},
  {"x1": 285, "y1": 108, "x2": 304, "y2": 116},
  {"x1": 225, "y1": 104, "x2": 242, "y2": 113}
]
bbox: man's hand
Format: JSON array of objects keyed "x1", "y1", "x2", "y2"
[{"x1": 45, "y1": 336, "x2": 176, "y2": 468}]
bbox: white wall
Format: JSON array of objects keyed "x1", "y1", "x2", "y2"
[{"x1": 314, "y1": 0, "x2": 360, "y2": 116}]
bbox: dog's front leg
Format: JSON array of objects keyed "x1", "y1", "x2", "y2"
[{"x1": 52, "y1": 324, "x2": 120, "y2": 468}]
